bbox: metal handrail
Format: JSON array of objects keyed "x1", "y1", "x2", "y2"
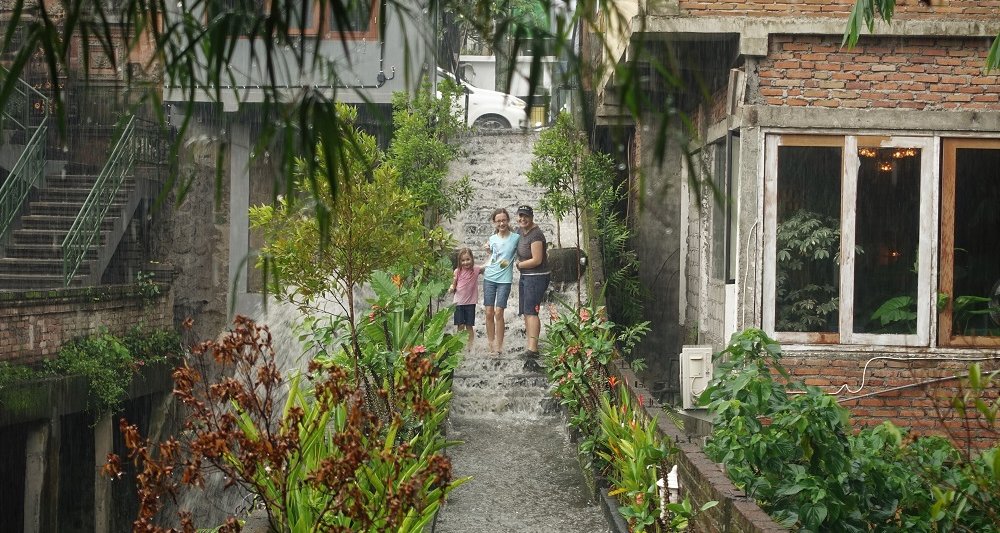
[
  {"x1": 0, "y1": 67, "x2": 49, "y2": 248},
  {"x1": 61, "y1": 115, "x2": 140, "y2": 285}
]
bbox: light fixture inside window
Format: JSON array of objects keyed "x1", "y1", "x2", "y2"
[
  {"x1": 858, "y1": 147, "x2": 877, "y2": 158},
  {"x1": 892, "y1": 148, "x2": 917, "y2": 159},
  {"x1": 878, "y1": 160, "x2": 894, "y2": 172}
]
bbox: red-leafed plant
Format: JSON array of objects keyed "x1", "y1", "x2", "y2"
[{"x1": 104, "y1": 315, "x2": 465, "y2": 532}]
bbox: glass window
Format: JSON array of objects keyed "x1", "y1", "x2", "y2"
[
  {"x1": 853, "y1": 145, "x2": 922, "y2": 335},
  {"x1": 764, "y1": 134, "x2": 934, "y2": 346},
  {"x1": 773, "y1": 143, "x2": 842, "y2": 335},
  {"x1": 327, "y1": 0, "x2": 374, "y2": 34},
  {"x1": 940, "y1": 139, "x2": 1000, "y2": 346}
]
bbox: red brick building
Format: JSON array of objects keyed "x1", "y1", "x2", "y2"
[{"x1": 597, "y1": 0, "x2": 1000, "y2": 448}]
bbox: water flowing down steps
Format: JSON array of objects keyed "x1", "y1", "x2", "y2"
[{"x1": 433, "y1": 132, "x2": 610, "y2": 533}]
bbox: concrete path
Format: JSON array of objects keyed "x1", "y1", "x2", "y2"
[{"x1": 433, "y1": 132, "x2": 610, "y2": 533}]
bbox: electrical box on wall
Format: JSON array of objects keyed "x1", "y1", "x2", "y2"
[{"x1": 680, "y1": 345, "x2": 714, "y2": 410}]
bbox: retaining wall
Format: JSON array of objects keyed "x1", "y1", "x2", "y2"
[{"x1": 0, "y1": 282, "x2": 173, "y2": 366}]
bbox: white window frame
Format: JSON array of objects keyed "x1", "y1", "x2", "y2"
[{"x1": 762, "y1": 133, "x2": 938, "y2": 347}]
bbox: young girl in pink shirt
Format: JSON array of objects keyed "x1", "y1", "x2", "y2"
[{"x1": 449, "y1": 247, "x2": 484, "y2": 350}]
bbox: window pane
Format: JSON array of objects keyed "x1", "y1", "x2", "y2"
[
  {"x1": 853, "y1": 146, "x2": 921, "y2": 334},
  {"x1": 775, "y1": 146, "x2": 842, "y2": 332},
  {"x1": 952, "y1": 148, "x2": 1000, "y2": 336},
  {"x1": 287, "y1": 0, "x2": 314, "y2": 30},
  {"x1": 329, "y1": 0, "x2": 372, "y2": 32}
]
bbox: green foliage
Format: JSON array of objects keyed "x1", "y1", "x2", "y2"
[
  {"x1": 526, "y1": 112, "x2": 584, "y2": 244},
  {"x1": 123, "y1": 324, "x2": 184, "y2": 363},
  {"x1": 702, "y1": 329, "x2": 1000, "y2": 532},
  {"x1": 596, "y1": 386, "x2": 672, "y2": 532},
  {"x1": 249, "y1": 104, "x2": 429, "y2": 342},
  {"x1": 387, "y1": 76, "x2": 471, "y2": 224},
  {"x1": 543, "y1": 304, "x2": 708, "y2": 531},
  {"x1": 0, "y1": 362, "x2": 45, "y2": 413},
  {"x1": 299, "y1": 270, "x2": 465, "y2": 426},
  {"x1": 134, "y1": 270, "x2": 161, "y2": 300},
  {"x1": 775, "y1": 209, "x2": 851, "y2": 332},
  {"x1": 528, "y1": 111, "x2": 645, "y2": 324},
  {"x1": 870, "y1": 295, "x2": 917, "y2": 332},
  {"x1": 542, "y1": 303, "x2": 649, "y2": 460},
  {"x1": 581, "y1": 149, "x2": 645, "y2": 327},
  {"x1": 110, "y1": 316, "x2": 467, "y2": 532},
  {"x1": 44, "y1": 327, "x2": 178, "y2": 415}
]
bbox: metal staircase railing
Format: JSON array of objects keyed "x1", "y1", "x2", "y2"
[
  {"x1": 0, "y1": 67, "x2": 49, "y2": 249},
  {"x1": 61, "y1": 114, "x2": 165, "y2": 286}
]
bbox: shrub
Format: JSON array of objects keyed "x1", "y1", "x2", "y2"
[{"x1": 701, "y1": 329, "x2": 1000, "y2": 531}]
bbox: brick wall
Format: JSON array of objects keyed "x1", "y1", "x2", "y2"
[
  {"x1": 0, "y1": 284, "x2": 173, "y2": 366},
  {"x1": 676, "y1": 0, "x2": 997, "y2": 19},
  {"x1": 758, "y1": 35, "x2": 1000, "y2": 110},
  {"x1": 782, "y1": 354, "x2": 1000, "y2": 450}
]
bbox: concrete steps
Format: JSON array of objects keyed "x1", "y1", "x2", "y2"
[{"x1": 0, "y1": 174, "x2": 132, "y2": 289}]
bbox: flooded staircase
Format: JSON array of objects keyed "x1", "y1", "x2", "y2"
[{"x1": 433, "y1": 132, "x2": 610, "y2": 533}]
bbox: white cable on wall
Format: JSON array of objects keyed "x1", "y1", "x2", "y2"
[{"x1": 830, "y1": 354, "x2": 1000, "y2": 396}]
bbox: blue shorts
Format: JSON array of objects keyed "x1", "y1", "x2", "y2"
[
  {"x1": 483, "y1": 280, "x2": 512, "y2": 309},
  {"x1": 454, "y1": 304, "x2": 476, "y2": 326},
  {"x1": 518, "y1": 274, "x2": 550, "y2": 316}
]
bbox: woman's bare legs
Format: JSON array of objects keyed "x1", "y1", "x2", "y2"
[
  {"x1": 485, "y1": 306, "x2": 497, "y2": 352},
  {"x1": 494, "y1": 307, "x2": 506, "y2": 352}
]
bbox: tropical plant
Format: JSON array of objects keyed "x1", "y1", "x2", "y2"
[
  {"x1": 844, "y1": 1, "x2": 1000, "y2": 71},
  {"x1": 543, "y1": 303, "x2": 649, "y2": 464},
  {"x1": 581, "y1": 149, "x2": 644, "y2": 327},
  {"x1": 43, "y1": 327, "x2": 180, "y2": 415},
  {"x1": 526, "y1": 111, "x2": 586, "y2": 249},
  {"x1": 249, "y1": 104, "x2": 429, "y2": 368},
  {"x1": 387, "y1": 75, "x2": 471, "y2": 225},
  {"x1": 105, "y1": 316, "x2": 467, "y2": 532},
  {"x1": 298, "y1": 270, "x2": 464, "y2": 422},
  {"x1": 595, "y1": 385, "x2": 671, "y2": 531}
]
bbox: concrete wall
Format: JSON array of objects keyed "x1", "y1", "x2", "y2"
[{"x1": 630, "y1": 113, "x2": 684, "y2": 396}]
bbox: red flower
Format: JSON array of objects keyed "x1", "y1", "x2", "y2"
[
  {"x1": 637, "y1": 395, "x2": 645, "y2": 407},
  {"x1": 412, "y1": 345, "x2": 427, "y2": 354},
  {"x1": 608, "y1": 375, "x2": 619, "y2": 388},
  {"x1": 579, "y1": 308, "x2": 591, "y2": 322}
]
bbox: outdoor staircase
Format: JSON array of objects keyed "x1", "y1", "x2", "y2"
[{"x1": 0, "y1": 173, "x2": 134, "y2": 290}]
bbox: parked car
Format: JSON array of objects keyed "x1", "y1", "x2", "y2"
[{"x1": 437, "y1": 68, "x2": 528, "y2": 130}]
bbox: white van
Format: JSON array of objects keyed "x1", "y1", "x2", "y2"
[{"x1": 437, "y1": 68, "x2": 528, "y2": 130}]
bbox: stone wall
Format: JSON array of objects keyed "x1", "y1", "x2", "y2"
[
  {"x1": 151, "y1": 109, "x2": 232, "y2": 342},
  {"x1": 0, "y1": 284, "x2": 173, "y2": 365}
]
